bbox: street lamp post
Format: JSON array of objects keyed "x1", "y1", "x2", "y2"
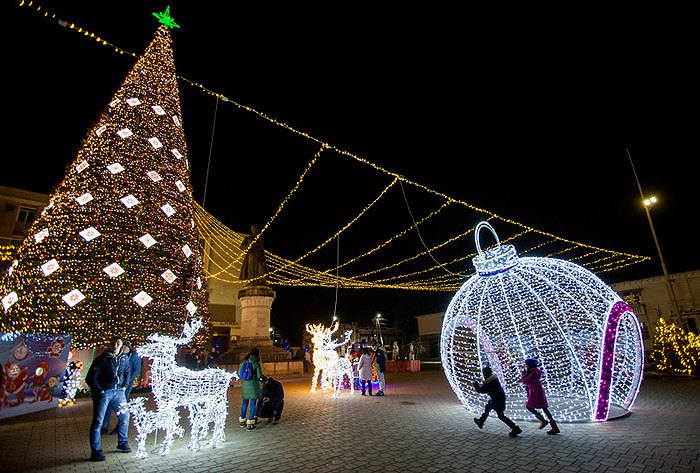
[
  {"x1": 375, "y1": 313, "x2": 384, "y2": 346},
  {"x1": 626, "y1": 149, "x2": 682, "y2": 325}
]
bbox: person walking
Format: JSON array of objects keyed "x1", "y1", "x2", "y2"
[
  {"x1": 101, "y1": 341, "x2": 142, "y2": 434},
  {"x1": 86, "y1": 336, "x2": 131, "y2": 461},
  {"x1": 256, "y1": 375, "x2": 284, "y2": 424},
  {"x1": 357, "y1": 347, "x2": 374, "y2": 396},
  {"x1": 521, "y1": 358, "x2": 560, "y2": 435},
  {"x1": 238, "y1": 348, "x2": 263, "y2": 431},
  {"x1": 372, "y1": 342, "x2": 387, "y2": 396},
  {"x1": 473, "y1": 366, "x2": 522, "y2": 437}
]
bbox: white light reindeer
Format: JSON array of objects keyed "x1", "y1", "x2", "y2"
[
  {"x1": 129, "y1": 318, "x2": 237, "y2": 458},
  {"x1": 306, "y1": 322, "x2": 354, "y2": 398}
]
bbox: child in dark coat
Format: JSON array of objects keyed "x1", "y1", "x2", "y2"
[{"x1": 473, "y1": 366, "x2": 522, "y2": 437}]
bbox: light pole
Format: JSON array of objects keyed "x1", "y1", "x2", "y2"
[
  {"x1": 374, "y1": 313, "x2": 384, "y2": 346},
  {"x1": 626, "y1": 149, "x2": 682, "y2": 324}
]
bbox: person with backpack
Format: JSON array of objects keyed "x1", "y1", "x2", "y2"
[
  {"x1": 473, "y1": 365, "x2": 522, "y2": 437},
  {"x1": 238, "y1": 348, "x2": 263, "y2": 431}
]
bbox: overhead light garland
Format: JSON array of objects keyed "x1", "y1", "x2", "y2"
[{"x1": 13, "y1": 0, "x2": 650, "y2": 294}]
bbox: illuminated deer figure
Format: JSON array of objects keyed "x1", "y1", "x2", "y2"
[
  {"x1": 129, "y1": 317, "x2": 237, "y2": 458},
  {"x1": 306, "y1": 322, "x2": 354, "y2": 397}
]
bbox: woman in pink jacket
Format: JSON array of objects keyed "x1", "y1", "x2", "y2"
[{"x1": 521, "y1": 358, "x2": 560, "y2": 434}]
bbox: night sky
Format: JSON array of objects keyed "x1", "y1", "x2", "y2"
[{"x1": 3, "y1": 2, "x2": 698, "y2": 344}]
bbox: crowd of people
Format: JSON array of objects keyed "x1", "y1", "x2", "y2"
[{"x1": 84, "y1": 335, "x2": 558, "y2": 462}]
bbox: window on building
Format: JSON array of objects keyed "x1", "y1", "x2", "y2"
[{"x1": 17, "y1": 207, "x2": 37, "y2": 224}]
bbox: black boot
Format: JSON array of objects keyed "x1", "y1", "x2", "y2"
[
  {"x1": 509, "y1": 425, "x2": 522, "y2": 437},
  {"x1": 547, "y1": 420, "x2": 560, "y2": 435},
  {"x1": 473, "y1": 417, "x2": 485, "y2": 429}
]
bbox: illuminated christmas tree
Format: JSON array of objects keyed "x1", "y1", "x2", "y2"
[
  {"x1": 0, "y1": 18, "x2": 208, "y2": 349},
  {"x1": 651, "y1": 318, "x2": 700, "y2": 376}
]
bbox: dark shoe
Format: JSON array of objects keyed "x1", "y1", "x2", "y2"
[
  {"x1": 509, "y1": 426, "x2": 522, "y2": 437},
  {"x1": 376, "y1": 390, "x2": 384, "y2": 396},
  {"x1": 109, "y1": 428, "x2": 118, "y2": 435},
  {"x1": 473, "y1": 418, "x2": 484, "y2": 429},
  {"x1": 272, "y1": 419, "x2": 280, "y2": 425},
  {"x1": 246, "y1": 424, "x2": 258, "y2": 431},
  {"x1": 116, "y1": 442, "x2": 131, "y2": 453},
  {"x1": 361, "y1": 392, "x2": 366, "y2": 396},
  {"x1": 239, "y1": 417, "x2": 246, "y2": 428},
  {"x1": 547, "y1": 421, "x2": 560, "y2": 435},
  {"x1": 90, "y1": 450, "x2": 106, "y2": 462},
  {"x1": 100, "y1": 428, "x2": 109, "y2": 435}
]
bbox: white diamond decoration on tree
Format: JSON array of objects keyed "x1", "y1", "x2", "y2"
[
  {"x1": 95, "y1": 125, "x2": 107, "y2": 136},
  {"x1": 79, "y1": 227, "x2": 101, "y2": 242},
  {"x1": 62, "y1": 289, "x2": 86, "y2": 308},
  {"x1": 109, "y1": 98, "x2": 120, "y2": 108},
  {"x1": 161, "y1": 270, "x2": 177, "y2": 284},
  {"x1": 76, "y1": 193, "x2": 94, "y2": 206},
  {"x1": 182, "y1": 244, "x2": 192, "y2": 258},
  {"x1": 127, "y1": 98, "x2": 142, "y2": 106},
  {"x1": 133, "y1": 291, "x2": 153, "y2": 307},
  {"x1": 171, "y1": 149, "x2": 182, "y2": 159},
  {"x1": 161, "y1": 204, "x2": 175, "y2": 217},
  {"x1": 76, "y1": 161, "x2": 89, "y2": 173},
  {"x1": 107, "y1": 163, "x2": 125, "y2": 174},
  {"x1": 139, "y1": 233, "x2": 157, "y2": 248},
  {"x1": 2, "y1": 292, "x2": 18, "y2": 311},
  {"x1": 34, "y1": 228, "x2": 49, "y2": 243},
  {"x1": 186, "y1": 301, "x2": 197, "y2": 315},
  {"x1": 149, "y1": 137, "x2": 163, "y2": 149},
  {"x1": 120, "y1": 195, "x2": 140, "y2": 208},
  {"x1": 147, "y1": 171, "x2": 162, "y2": 182},
  {"x1": 117, "y1": 128, "x2": 133, "y2": 139},
  {"x1": 41, "y1": 259, "x2": 60, "y2": 276},
  {"x1": 103, "y1": 263, "x2": 125, "y2": 278},
  {"x1": 175, "y1": 180, "x2": 186, "y2": 192},
  {"x1": 196, "y1": 277, "x2": 202, "y2": 289},
  {"x1": 152, "y1": 105, "x2": 166, "y2": 115},
  {"x1": 172, "y1": 116, "x2": 180, "y2": 127}
]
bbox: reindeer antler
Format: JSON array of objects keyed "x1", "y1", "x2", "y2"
[{"x1": 175, "y1": 317, "x2": 203, "y2": 345}]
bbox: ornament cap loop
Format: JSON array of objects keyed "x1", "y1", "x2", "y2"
[{"x1": 472, "y1": 221, "x2": 519, "y2": 276}]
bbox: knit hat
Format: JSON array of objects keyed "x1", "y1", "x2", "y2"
[{"x1": 482, "y1": 366, "x2": 492, "y2": 378}]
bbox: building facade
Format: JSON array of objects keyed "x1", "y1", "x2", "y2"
[
  {"x1": 612, "y1": 270, "x2": 700, "y2": 350},
  {"x1": 0, "y1": 185, "x2": 50, "y2": 271}
]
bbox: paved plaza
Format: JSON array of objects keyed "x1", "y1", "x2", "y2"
[{"x1": 1, "y1": 368, "x2": 699, "y2": 473}]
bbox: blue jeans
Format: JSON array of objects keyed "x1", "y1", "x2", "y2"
[
  {"x1": 377, "y1": 371, "x2": 385, "y2": 391},
  {"x1": 90, "y1": 389, "x2": 129, "y2": 452},
  {"x1": 102, "y1": 380, "x2": 134, "y2": 430},
  {"x1": 241, "y1": 398, "x2": 258, "y2": 421}
]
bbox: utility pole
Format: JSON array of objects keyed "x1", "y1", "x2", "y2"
[{"x1": 626, "y1": 148, "x2": 682, "y2": 325}]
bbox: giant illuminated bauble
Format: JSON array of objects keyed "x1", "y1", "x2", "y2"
[{"x1": 441, "y1": 222, "x2": 644, "y2": 422}]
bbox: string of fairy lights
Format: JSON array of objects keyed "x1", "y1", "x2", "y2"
[{"x1": 12, "y1": 1, "x2": 651, "y2": 295}]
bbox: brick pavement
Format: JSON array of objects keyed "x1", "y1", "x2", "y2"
[{"x1": 1, "y1": 369, "x2": 699, "y2": 473}]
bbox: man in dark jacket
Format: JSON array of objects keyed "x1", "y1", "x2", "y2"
[
  {"x1": 256, "y1": 375, "x2": 284, "y2": 424},
  {"x1": 86, "y1": 336, "x2": 131, "y2": 461},
  {"x1": 101, "y1": 341, "x2": 142, "y2": 434},
  {"x1": 473, "y1": 366, "x2": 522, "y2": 437},
  {"x1": 372, "y1": 343, "x2": 387, "y2": 396}
]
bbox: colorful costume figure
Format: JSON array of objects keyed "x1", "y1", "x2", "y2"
[{"x1": 2, "y1": 362, "x2": 29, "y2": 408}]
